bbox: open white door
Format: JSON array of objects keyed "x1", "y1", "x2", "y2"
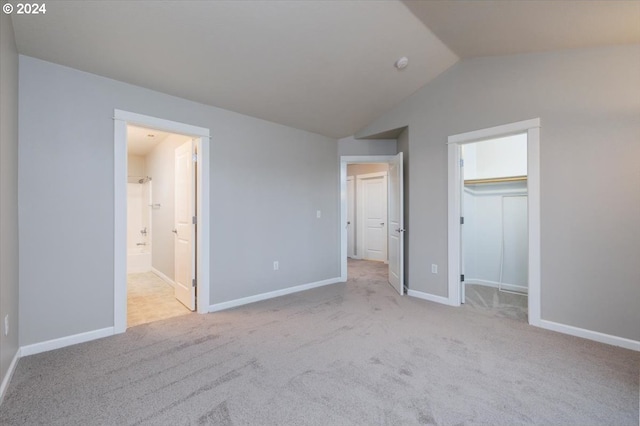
[
  {"x1": 174, "y1": 140, "x2": 196, "y2": 310},
  {"x1": 347, "y1": 176, "x2": 356, "y2": 258},
  {"x1": 388, "y1": 152, "x2": 404, "y2": 295}
]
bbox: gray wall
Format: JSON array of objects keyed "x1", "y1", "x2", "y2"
[
  {"x1": 338, "y1": 136, "x2": 397, "y2": 156},
  {"x1": 145, "y1": 133, "x2": 191, "y2": 280},
  {"x1": 356, "y1": 45, "x2": 640, "y2": 341},
  {"x1": 19, "y1": 56, "x2": 340, "y2": 346},
  {"x1": 0, "y1": 12, "x2": 20, "y2": 392}
]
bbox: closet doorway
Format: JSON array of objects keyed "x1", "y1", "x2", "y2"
[
  {"x1": 447, "y1": 118, "x2": 541, "y2": 326},
  {"x1": 461, "y1": 134, "x2": 528, "y2": 321}
]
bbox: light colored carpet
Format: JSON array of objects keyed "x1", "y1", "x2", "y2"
[
  {"x1": 1, "y1": 259, "x2": 638, "y2": 425},
  {"x1": 127, "y1": 272, "x2": 191, "y2": 327},
  {"x1": 464, "y1": 283, "x2": 528, "y2": 323}
]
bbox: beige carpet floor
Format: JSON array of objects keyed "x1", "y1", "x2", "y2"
[
  {"x1": 464, "y1": 283, "x2": 528, "y2": 323},
  {"x1": 1, "y1": 259, "x2": 638, "y2": 425}
]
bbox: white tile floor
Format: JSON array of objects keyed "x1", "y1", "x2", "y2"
[{"x1": 127, "y1": 272, "x2": 191, "y2": 327}]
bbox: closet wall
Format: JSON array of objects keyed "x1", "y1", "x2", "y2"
[{"x1": 463, "y1": 134, "x2": 528, "y2": 292}]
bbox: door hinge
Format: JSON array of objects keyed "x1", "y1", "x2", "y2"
[
  {"x1": 460, "y1": 216, "x2": 464, "y2": 225},
  {"x1": 192, "y1": 278, "x2": 196, "y2": 287},
  {"x1": 460, "y1": 274, "x2": 465, "y2": 282},
  {"x1": 192, "y1": 216, "x2": 197, "y2": 225},
  {"x1": 460, "y1": 159, "x2": 464, "y2": 167}
]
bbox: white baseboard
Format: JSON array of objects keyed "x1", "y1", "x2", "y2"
[
  {"x1": 465, "y1": 279, "x2": 528, "y2": 294},
  {"x1": 407, "y1": 289, "x2": 459, "y2": 307},
  {"x1": 0, "y1": 349, "x2": 20, "y2": 404},
  {"x1": 537, "y1": 319, "x2": 639, "y2": 352},
  {"x1": 151, "y1": 267, "x2": 175, "y2": 288},
  {"x1": 20, "y1": 327, "x2": 114, "y2": 357},
  {"x1": 209, "y1": 277, "x2": 342, "y2": 313}
]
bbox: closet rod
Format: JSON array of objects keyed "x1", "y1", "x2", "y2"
[{"x1": 464, "y1": 175, "x2": 527, "y2": 185}]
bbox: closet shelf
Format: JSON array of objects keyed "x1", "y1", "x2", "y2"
[{"x1": 464, "y1": 175, "x2": 527, "y2": 185}]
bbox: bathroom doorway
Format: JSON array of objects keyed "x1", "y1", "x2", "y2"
[
  {"x1": 114, "y1": 110, "x2": 211, "y2": 334},
  {"x1": 126, "y1": 125, "x2": 193, "y2": 326}
]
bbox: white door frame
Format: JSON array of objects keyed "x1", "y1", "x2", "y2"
[
  {"x1": 447, "y1": 118, "x2": 541, "y2": 326},
  {"x1": 114, "y1": 110, "x2": 211, "y2": 333},
  {"x1": 356, "y1": 171, "x2": 388, "y2": 263},
  {"x1": 346, "y1": 176, "x2": 356, "y2": 258},
  {"x1": 340, "y1": 155, "x2": 396, "y2": 281}
]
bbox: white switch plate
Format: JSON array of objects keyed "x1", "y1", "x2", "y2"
[
  {"x1": 273, "y1": 261, "x2": 279, "y2": 271},
  {"x1": 431, "y1": 264, "x2": 438, "y2": 274},
  {"x1": 4, "y1": 315, "x2": 8, "y2": 336},
  {"x1": 316, "y1": 210, "x2": 321, "y2": 218}
]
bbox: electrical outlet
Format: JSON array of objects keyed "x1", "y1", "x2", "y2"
[
  {"x1": 431, "y1": 264, "x2": 438, "y2": 274},
  {"x1": 316, "y1": 210, "x2": 322, "y2": 218},
  {"x1": 273, "y1": 261, "x2": 279, "y2": 271},
  {"x1": 4, "y1": 315, "x2": 8, "y2": 336}
]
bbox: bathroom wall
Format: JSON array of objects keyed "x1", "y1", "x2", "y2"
[{"x1": 127, "y1": 154, "x2": 146, "y2": 178}]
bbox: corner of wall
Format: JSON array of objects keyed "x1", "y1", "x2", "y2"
[{"x1": 0, "y1": 10, "x2": 21, "y2": 401}]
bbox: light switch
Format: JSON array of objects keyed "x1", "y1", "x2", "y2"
[{"x1": 316, "y1": 210, "x2": 321, "y2": 218}]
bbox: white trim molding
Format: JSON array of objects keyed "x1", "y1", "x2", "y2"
[
  {"x1": 209, "y1": 277, "x2": 342, "y2": 313},
  {"x1": 407, "y1": 289, "x2": 459, "y2": 307},
  {"x1": 20, "y1": 327, "x2": 115, "y2": 357},
  {"x1": 465, "y1": 279, "x2": 528, "y2": 295},
  {"x1": 0, "y1": 349, "x2": 20, "y2": 404},
  {"x1": 113, "y1": 110, "x2": 211, "y2": 334},
  {"x1": 537, "y1": 320, "x2": 640, "y2": 352},
  {"x1": 447, "y1": 118, "x2": 541, "y2": 326},
  {"x1": 152, "y1": 267, "x2": 176, "y2": 288}
]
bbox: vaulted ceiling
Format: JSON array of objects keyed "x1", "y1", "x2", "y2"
[{"x1": 10, "y1": 1, "x2": 640, "y2": 139}]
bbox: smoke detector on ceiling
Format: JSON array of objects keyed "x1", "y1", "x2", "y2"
[{"x1": 395, "y1": 57, "x2": 409, "y2": 70}]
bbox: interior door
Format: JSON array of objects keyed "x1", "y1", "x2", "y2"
[
  {"x1": 388, "y1": 152, "x2": 404, "y2": 294},
  {"x1": 347, "y1": 176, "x2": 356, "y2": 258},
  {"x1": 174, "y1": 140, "x2": 196, "y2": 310},
  {"x1": 362, "y1": 176, "x2": 388, "y2": 261}
]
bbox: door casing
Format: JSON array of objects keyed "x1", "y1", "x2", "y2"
[
  {"x1": 447, "y1": 118, "x2": 541, "y2": 326},
  {"x1": 114, "y1": 110, "x2": 211, "y2": 333}
]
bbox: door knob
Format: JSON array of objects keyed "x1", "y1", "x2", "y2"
[
  {"x1": 380, "y1": 222, "x2": 385, "y2": 225},
  {"x1": 172, "y1": 229, "x2": 178, "y2": 234},
  {"x1": 395, "y1": 228, "x2": 405, "y2": 233}
]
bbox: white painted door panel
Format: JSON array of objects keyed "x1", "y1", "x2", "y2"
[
  {"x1": 388, "y1": 153, "x2": 404, "y2": 295},
  {"x1": 362, "y1": 176, "x2": 387, "y2": 262},
  {"x1": 174, "y1": 140, "x2": 195, "y2": 310},
  {"x1": 347, "y1": 177, "x2": 356, "y2": 258}
]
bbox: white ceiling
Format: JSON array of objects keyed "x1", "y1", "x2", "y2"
[
  {"x1": 127, "y1": 125, "x2": 170, "y2": 156},
  {"x1": 403, "y1": 1, "x2": 640, "y2": 58},
  {"x1": 10, "y1": 1, "x2": 639, "y2": 139}
]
